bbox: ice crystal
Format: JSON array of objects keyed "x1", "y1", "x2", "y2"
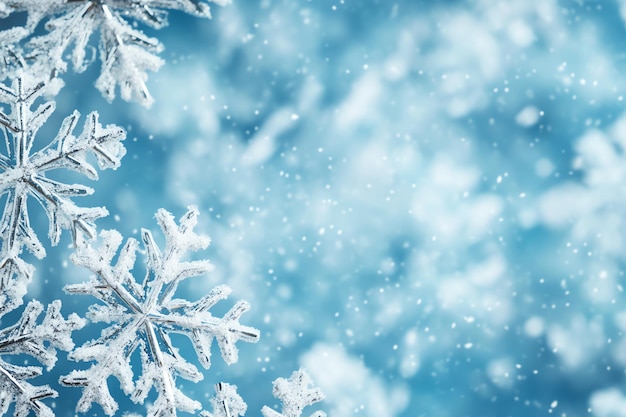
[
  {"x1": 0, "y1": 299, "x2": 84, "y2": 417},
  {"x1": 0, "y1": 0, "x2": 230, "y2": 106},
  {"x1": 201, "y1": 371, "x2": 325, "y2": 417},
  {"x1": 201, "y1": 382, "x2": 248, "y2": 417},
  {"x1": 61, "y1": 207, "x2": 260, "y2": 416},
  {"x1": 0, "y1": 75, "x2": 126, "y2": 310},
  {"x1": 261, "y1": 370, "x2": 326, "y2": 417}
]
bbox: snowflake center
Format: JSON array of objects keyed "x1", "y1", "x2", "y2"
[{"x1": 4, "y1": 165, "x2": 33, "y2": 184}]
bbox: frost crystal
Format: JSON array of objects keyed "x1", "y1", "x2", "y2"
[
  {"x1": 0, "y1": 0, "x2": 230, "y2": 106},
  {"x1": 0, "y1": 75, "x2": 126, "y2": 310},
  {"x1": 61, "y1": 207, "x2": 260, "y2": 416},
  {"x1": 0, "y1": 299, "x2": 84, "y2": 417},
  {"x1": 201, "y1": 382, "x2": 248, "y2": 417},
  {"x1": 261, "y1": 370, "x2": 326, "y2": 417}
]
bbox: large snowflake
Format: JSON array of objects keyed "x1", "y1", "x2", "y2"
[
  {"x1": 0, "y1": 75, "x2": 126, "y2": 311},
  {"x1": 61, "y1": 207, "x2": 260, "y2": 416},
  {"x1": 0, "y1": 0, "x2": 230, "y2": 106},
  {"x1": 0, "y1": 299, "x2": 84, "y2": 417}
]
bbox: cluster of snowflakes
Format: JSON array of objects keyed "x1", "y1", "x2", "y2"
[{"x1": 0, "y1": 1, "x2": 325, "y2": 417}]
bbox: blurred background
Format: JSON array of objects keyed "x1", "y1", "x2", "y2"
[{"x1": 8, "y1": 0, "x2": 626, "y2": 416}]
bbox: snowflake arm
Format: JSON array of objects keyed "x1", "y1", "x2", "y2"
[
  {"x1": 1, "y1": 0, "x2": 229, "y2": 105},
  {"x1": 0, "y1": 28, "x2": 29, "y2": 83},
  {"x1": 27, "y1": 2, "x2": 164, "y2": 106},
  {"x1": 61, "y1": 207, "x2": 260, "y2": 416},
  {"x1": 201, "y1": 382, "x2": 248, "y2": 417},
  {"x1": 119, "y1": 0, "x2": 233, "y2": 25},
  {"x1": 0, "y1": 299, "x2": 85, "y2": 417},
  {"x1": 261, "y1": 370, "x2": 326, "y2": 417},
  {"x1": 0, "y1": 256, "x2": 34, "y2": 315}
]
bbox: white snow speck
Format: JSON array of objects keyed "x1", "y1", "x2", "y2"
[{"x1": 515, "y1": 106, "x2": 540, "y2": 127}]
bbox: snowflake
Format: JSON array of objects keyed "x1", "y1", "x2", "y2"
[
  {"x1": 261, "y1": 370, "x2": 326, "y2": 417},
  {"x1": 200, "y1": 370, "x2": 326, "y2": 417},
  {"x1": 0, "y1": 0, "x2": 230, "y2": 106},
  {"x1": 0, "y1": 75, "x2": 126, "y2": 311},
  {"x1": 0, "y1": 299, "x2": 84, "y2": 417},
  {"x1": 61, "y1": 207, "x2": 260, "y2": 416}
]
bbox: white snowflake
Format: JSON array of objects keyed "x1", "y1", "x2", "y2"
[
  {"x1": 0, "y1": 299, "x2": 84, "y2": 417},
  {"x1": 200, "y1": 370, "x2": 326, "y2": 417},
  {"x1": 261, "y1": 370, "x2": 326, "y2": 417},
  {"x1": 61, "y1": 207, "x2": 260, "y2": 417},
  {"x1": 0, "y1": 74, "x2": 126, "y2": 311},
  {"x1": 0, "y1": 0, "x2": 230, "y2": 106}
]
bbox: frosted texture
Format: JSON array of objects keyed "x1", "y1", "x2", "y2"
[
  {"x1": 0, "y1": 300, "x2": 84, "y2": 417},
  {"x1": 0, "y1": 0, "x2": 229, "y2": 106},
  {"x1": 61, "y1": 207, "x2": 260, "y2": 416},
  {"x1": 261, "y1": 370, "x2": 326, "y2": 417},
  {"x1": 0, "y1": 74, "x2": 125, "y2": 312}
]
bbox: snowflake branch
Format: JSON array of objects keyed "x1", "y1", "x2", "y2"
[
  {"x1": 1, "y1": 0, "x2": 228, "y2": 105},
  {"x1": 261, "y1": 370, "x2": 326, "y2": 417},
  {"x1": 0, "y1": 300, "x2": 84, "y2": 417}
]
